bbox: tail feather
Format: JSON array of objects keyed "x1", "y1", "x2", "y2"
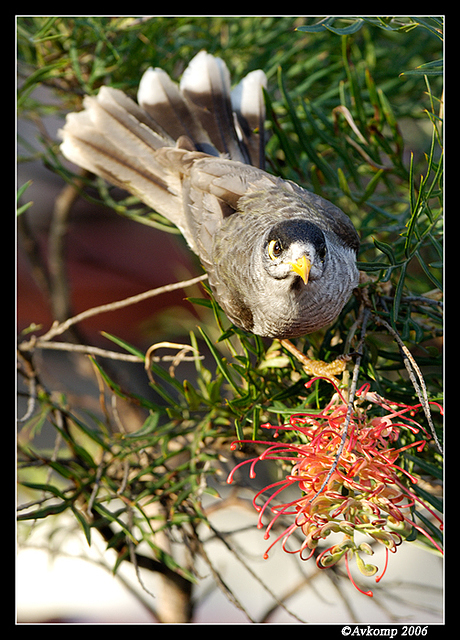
[
  {"x1": 179, "y1": 51, "x2": 248, "y2": 162},
  {"x1": 138, "y1": 66, "x2": 216, "y2": 154},
  {"x1": 231, "y1": 69, "x2": 267, "y2": 169}
]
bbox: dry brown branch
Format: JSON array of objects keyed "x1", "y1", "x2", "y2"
[
  {"x1": 48, "y1": 179, "x2": 87, "y2": 324},
  {"x1": 22, "y1": 339, "x2": 202, "y2": 367},
  {"x1": 19, "y1": 273, "x2": 208, "y2": 352}
]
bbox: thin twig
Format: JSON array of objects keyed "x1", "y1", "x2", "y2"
[
  {"x1": 19, "y1": 273, "x2": 208, "y2": 351},
  {"x1": 111, "y1": 394, "x2": 128, "y2": 435},
  {"x1": 116, "y1": 459, "x2": 130, "y2": 495},
  {"x1": 206, "y1": 520, "x2": 306, "y2": 623},
  {"x1": 23, "y1": 339, "x2": 204, "y2": 368},
  {"x1": 126, "y1": 506, "x2": 157, "y2": 601},
  {"x1": 86, "y1": 460, "x2": 104, "y2": 515},
  {"x1": 374, "y1": 315, "x2": 443, "y2": 453},
  {"x1": 48, "y1": 181, "x2": 83, "y2": 324},
  {"x1": 17, "y1": 370, "x2": 37, "y2": 423},
  {"x1": 190, "y1": 524, "x2": 256, "y2": 622}
]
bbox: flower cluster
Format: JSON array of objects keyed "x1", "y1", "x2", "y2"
[{"x1": 227, "y1": 378, "x2": 443, "y2": 596}]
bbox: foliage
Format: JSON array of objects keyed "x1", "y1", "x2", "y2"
[{"x1": 17, "y1": 17, "x2": 443, "y2": 623}]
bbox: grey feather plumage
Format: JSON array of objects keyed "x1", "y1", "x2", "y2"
[{"x1": 60, "y1": 50, "x2": 359, "y2": 339}]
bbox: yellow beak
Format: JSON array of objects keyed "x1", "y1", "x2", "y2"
[{"x1": 289, "y1": 255, "x2": 311, "y2": 285}]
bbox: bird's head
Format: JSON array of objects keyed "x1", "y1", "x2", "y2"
[{"x1": 262, "y1": 219, "x2": 326, "y2": 285}]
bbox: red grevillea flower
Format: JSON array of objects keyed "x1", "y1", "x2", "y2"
[{"x1": 227, "y1": 378, "x2": 443, "y2": 596}]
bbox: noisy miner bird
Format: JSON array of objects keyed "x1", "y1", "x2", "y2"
[{"x1": 60, "y1": 51, "x2": 360, "y2": 342}]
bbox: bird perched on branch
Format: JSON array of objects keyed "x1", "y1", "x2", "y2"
[{"x1": 60, "y1": 51, "x2": 359, "y2": 340}]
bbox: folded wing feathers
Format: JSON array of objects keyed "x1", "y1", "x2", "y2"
[{"x1": 60, "y1": 88, "x2": 192, "y2": 237}]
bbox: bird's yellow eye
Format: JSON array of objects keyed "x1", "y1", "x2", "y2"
[{"x1": 268, "y1": 239, "x2": 283, "y2": 260}]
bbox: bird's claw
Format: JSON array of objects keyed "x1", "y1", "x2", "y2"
[{"x1": 280, "y1": 339, "x2": 350, "y2": 384}]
